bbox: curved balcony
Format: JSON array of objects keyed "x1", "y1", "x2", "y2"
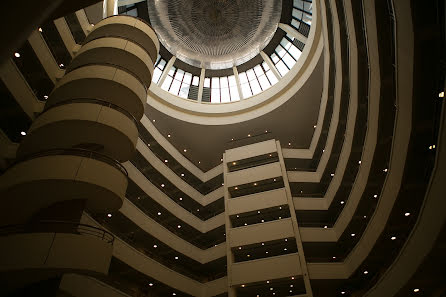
[
  {"x1": 46, "y1": 64, "x2": 147, "y2": 120},
  {"x1": 0, "y1": 220, "x2": 113, "y2": 295},
  {"x1": 17, "y1": 99, "x2": 139, "y2": 162},
  {"x1": 0, "y1": 149, "x2": 127, "y2": 226},
  {"x1": 84, "y1": 15, "x2": 159, "y2": 66},
  {"x1": 68, "y1": 37, "x2": 154, "y2": 87}
]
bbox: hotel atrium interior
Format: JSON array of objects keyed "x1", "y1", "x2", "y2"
[{"x1": 0, "y1": 0, "x2": 445, "y2": 296}]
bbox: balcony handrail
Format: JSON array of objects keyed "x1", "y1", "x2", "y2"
[
  {"x1": 0, "y1": 220, "x2": 114, "y2": 244},
  {"x1": 13, "y1": 148, "x2": 128, "y2": 177}
]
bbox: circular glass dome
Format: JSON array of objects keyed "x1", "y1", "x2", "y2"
[{"x1": 147, "y1": 0, "x2": 282, "y2": 69}]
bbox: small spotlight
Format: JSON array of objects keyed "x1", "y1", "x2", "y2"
[
  {"x1": 405, "y1": 212, "x2": 411, "y2": 217},
  {"x1": 391, "y1": 236, "x2": 396, "y2": 240},
  {"x1": 363, "y1": 271, "x2": 368, "y2": 275},
  {"x1": 107, "y1": 213, "x2": 112, "y2": 217},
  {"x1": 38, "y1": 28, "x2": 43, "y2": 32},
  {"x1": 153, "y1": 244, "x2": 157, "y2": 248},
  {"x1": 14, "y1": 52, "x2": 20, "y2": 58},
  {"x1": 20, "y1": 131, "x2": 26, "y2": 136},
  {"x1": 167, "y1": 134, "x2": 171, "y2": 138},
  {"x1": 414, "y1": 289, "x2": 420, "y2": 293},
  {"x1": 439, "y1": 91, "x2": 444, "y2": 98}
]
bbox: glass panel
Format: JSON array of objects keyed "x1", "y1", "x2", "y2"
[
  {"x1": 192, "y1": 76, "x2": 199, "y2": 86},
  {"x1": 170, "y1": 79, "x2": 181, "y2": 95},
  {"x1": 230, "y1": 86, "x2": 240, "y2": 101},
  {"x1": 280, "y1": 39, "x2": 292, "y2": 51},
  {"x1": 246, "y1": 69, "x2": 256, "y2": 81},
  {"x1": 179, "y1": 84, "x2": 189, "y2": 98},
  {"x1": 168, "y1": 66, "x2": 175, "y2": 76},
  {"x1": 241, "y1": 82, "x2": 252, "y2": 98},
  {"x1": 220, "y1": 76, "x2": 228, "y2": 88},
  {"x1": 183, "y1": 72, "x2": 192, "y2": 84},
  {"x1": 293, "y1": 9, "x2": 303, "y2": 20},
  {"x1": 211, "y1": 87, "x2": 220, "y2": 102},
  {"x1": 204, "y1": 77, "x2": 210, "y2": 87},
  {"x1": 250, "y1": 79, "x2": 262, "y2": 95},
  {"x1": 276, "y1": 60, "x2": 289, "y2": 76},
  {"x1": 228, "y1": 75, "x2": 237, "y2": 87},
  {"x1": 161, "y1": 75, "x2": 172, "y2": 90},
  {"x1": 174, "y1": 69, "x2": 184, "y2": 80},
  {"x1": 266, "y1": 70, "x2": 278, "y2": 85},
  {"x1": 253, "y1": 65, "x2": 264, "y2": 77},
  {"x1": 258, "y1": 74, "x2": 271, "y2": 90},
  {"x1": 270, "y1": 53, "x2": 280, "y2": 63},
  {"x1": 239, "y1": 72, "x2": 248, "y2": 84},
  {"x1": 288, "y1": 45, "x2": 302, "y2": 60},
  {"x1": 276, "y1": 45, "x2": 286, "y2": 58},
  {"x1": 152, "y1": 68, "x2": 163, "y2": 83},
  {"x1": 294, "y1": 0, "x2": 304, "y2": 9},
  {"x1": 262, "y1": 61, "x2": 270, "y2": 71},
  {"x1": 282, "y1": 53, "x2": 296, "y2": 69},
  {"x1": 291, "y1": 19, "x2": 300, "y2": 29},
  {"x1": 220, "y1": 87, "x2": 230, "y2": 103},
  {"x1": 158, "y1": 59, "x2": 166, "y2": 70}
]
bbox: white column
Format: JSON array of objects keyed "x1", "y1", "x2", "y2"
[
  {"x1": 103, "y1": 0, "x2": 118, "y2": 18},
  {"x1": 232, "y1": 66, "x2": 244, "y2": 100},
  {"x1": 260, "y1": 51, "x2": 281, "y2": 80},
  {"x1": 279, "y1": 23, "x2": 308, "y2": 43},
  {"x1": 158, "y1": 56, "x2": 176, "y2": 87},
  {"x1": 197, "y1": 68, "x2": 206, "y2": 102}
]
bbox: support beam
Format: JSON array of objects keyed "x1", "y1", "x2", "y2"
[
  {"x1": 260, "y1": 51, "x2": 281, "y2": 80},
  {"x1": 158, "y1": 56, "x2": 176, "y2": 87},
  {"x1": 232, "y1": 66, "x2": 244, "y2": 100},
  {"x1": 198, "y1": 68, "x2": 205, "y2": 102},
  {"x1": 279, "y1": 23, "x2": 308, "y2": 44}
]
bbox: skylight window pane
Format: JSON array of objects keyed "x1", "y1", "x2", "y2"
[
  {"x1": 211, "y1": 77, "x2": 220, "y2": 89},
  {"x1": 270, "y1": 53, "x2": 280, "y2": 63},
  {"x1": 266, "y1": 70, "x2": 278, "y2": 85},
  {"x1": 183, "y1": 72, "x2": 192, "y2": 84},
  {"x1": 192, "y1": 76, "x2": 199, "y2": 86},
  {"x1": 158, "y1": 59, "x2": 166, "y2": 70},
  {"x1": 246, "y1": 69, "x2": 256, "y2": 81},
  {"x1": 288, "y1": 45, "x2": 302, "y2": 60},
  {"x1": 303, "y1": 13, "x2": 312, "y2": 25},
  {"x1": 220, "y1": 76, "x2": 228, "y2": 88},
  {"x1": 221, "y1": 87, "x2": 230, "y2": 103},
  {"x1": 170, "y1": 79, "x2": 181, "y2": 95},
  {"x1": 204, "y1": 78, "x2": 210, "y2": 87},
  {"x1": 241, "y1": 83, "x2": 252, "y2": 98},
  {"x1": 239, "y1": 72, "x2": 248, "y2": 84},
  {"x1": 161, "y1": 76, "x2": 173, "y2": 91},
  {"x1": 168, "y1": 66, "x2": 175, "y2": 76},
  {"x1": 254, "y1": 65, "x2": 264, "y2": 77},
  {"x1": 258, "y1": 74, "x2": 271, "y2": 90},
  {"x1": 293, "y1": 9, "x2": 303, "y2": 20},
  {"x1": 179, "y1": 85, "x2": 189, "y2": 98},
  {"x1": 228, "y1": 75, "x2": 237, "y2": 87},
  {"x1": 280, "y1": 39, "x2": 292, "y2": 51},
  {"x1": 230, "y1": 86, "x2": 240, "y2": 101},
  {"x1": 174, "y1": 69, "x2": 184, "y2": 80},
  {"x1": 152, "y1": 68, "x2": 163, "y2": 83},
  {"x1": 262, "y1": 62, "x2": 270, "y2": 71},
  {"x1": 282, "y1": 53, "x2": 297, "y2": 69},
  {"x1": 294, "y1": 0, "x2": 304, "y2": 10},
  {"x1": 291, "y1": 19, "x2": 300, "y2": 29},
  {"x1": 275, "y1": 60, "x2": 289, "y2": 76},
  {"x1": 211, "y1": 88, "x2": 220, "y2": 102},
  {"x1": 276, "y1": 46, "x2": 286, "y2": 58},
  {"x1": 250, "y1": 79, "x2": 262, "y2": 95},
  {"x1": 304, "y1": 2, "x2": 312, "y2": 13}
]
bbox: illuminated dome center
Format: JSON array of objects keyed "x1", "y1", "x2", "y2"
[{"x1": 147, "y1": 0, "x2": 282, "y2": 69}]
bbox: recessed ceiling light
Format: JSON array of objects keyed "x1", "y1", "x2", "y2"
[
  {"x1": 324, "y1": 225, "x2": 328, "y2": 229},
  {"x1": 262, "y1": 242, "x2": 265, "y2": 246},
  {"x1": 358, "y1": 160, "x2": 362, "y2": 164},
  {"x1": 364, "y1": 271, "x2": 368, "y2": 275},
  {"x1": 331, "y1": 173, "x2": 335, "y2": 177},
  {"x1": 270, "y1": 287, "x2": 273, "y2": 290},
  {"x1": 383, "y1": 168, "x2": 388, "y2": 172},
  {"x1": 234, "y1": 187, "x2": 238, "y2": 190},
  {"x1": 265, "y1": 130, "x2": 268, "y2": 133},
  {"x1": 179, "y1": 197, "x2": 183, "y2": 200},
  {"x1": 257, "y1": 210, "x2": 261, "y2": 214},
  {"x1": 107, "y1": 213, "x2": 112, "y2": 217},
  {"x1": 164, "y1": 159, "x2": 168, "y2": 163},
  {"x1": 314, "y1": 125, "x2": 317, "y2": 128},
  {"x1": 172, "y1": 293, "x2": 176, "y2": 296},
  {"x1": 14, "y1": 52, "x2": 20, "y2": 58},
  {"x1": 167, "y1": 134, "x2": 171, "y2": 138},
  {"x1": 248, "y1": 134, "x2": 251, "y2": 137},
  {"x1": 238, "y1": 247, "x2": 242, "y2": 250},
  {"x1": 198, "y1": 161, "x2": 201, "y2": 164},
  {"x1": 161, "y1": 184, "x2": 165, "y2": 187},
  {"x1": 183, "y1": 149, "x2": 187, "y2": 152},
  {"x1": 149, "y1": 283, "x2": 153, "y2": 286},
  {"x1": 288, "y1": 142, "x2": 291, "y2": 146},
  {"x1": 266, "y1": 280, "x2": 270, "y2": 283},
  {"x1": 197, "y1": 209, "x2": 200, "y2": 211},
  {"x1": 414, "y1": 288, "x2": 420, "y2": 293},
  {"x1": 284, "y1": 248, "x2": 287, "y2": 251},
  {"x1": 332, "y1": 256, "x2": 336, "y2": 259},
  {"x1": 261, "y1": 219, "x2": 264, "y2": 222},
  {"x1": 290, "y1": 290, "x2": 293, "y2": 293},
  {"x1": 291, "y1": 277, "x2": 295, "y2": 280},
  {"x1": 91, "y1": 24, "x2": 95, "y2": 26},
  {"x1": 231, "y1": 138, "x2": 234, "y2": 141},
  {"x1": 181, "y1": 173, "x2": 184, "y2": 177},
  {"x1": 351, "y1": 233, "x2": 356, "y2": 237},
  {"x1": 236, "y1": 215, "x2": 239, "y2": 218},
  {"x1": 244, "y1": 223, "x2": 247, "y2": 226},
  {"x1": 177, "y1": 225, "x2": 181, "y2": 228},
  {"x1": 373, "y1": 194, "x2": 378, "y2": 198},
  {"x1": 341, "y1": 291, "x2": 345, "y2": 295},
  {"x1": 43, "y1": 95, "x2": 48, "y2": 99},
  {"x1": 247, "y1": 254, "x2": 250, "y2": 257},
  {"x1": 279, "y1": 206, "x2": 282, "y2": 209},
  {"x1": 38, "y1": 27, "x2": 43, "y2": 32},
  {"x1": 157, "y1": 212, "x2": 161, "y2": 215},
  {"x1": 439, "y1": 91, "x2": 444, "y2": 98},
  {"x1": 59, "y1": 63, "x2": 64, "y2": 68},
  {"x1": 220, "y1": 158, "x2": 223, "y2": 161},
  {"x1": 363, "y1": 215, "x2": 367, "y2": 219},
  {"x1": 20, "y1": 131, "x2": 26, "y2": 136},
  {"x1": 405, "y1": 212, "x2": 411, "y2": 217},
  {"x1": 174, "y1": 256, "x2": 178, "y2": 260},
  {"x1": 241, "y1": 285, "x2": 245, "y2": 287},
  {"x1": 391, "y1": 236, "x2": 396, "y2": 240},
  {"x1": 341, "y1": 201, "x2": 345, "y2": 205},
  {"x1": 254, "y1": 183, "x2": 257, "y2": 186},
  {"x1": 153, "y1": 244, "x2": 157, "y2": 248},
  {"x1": 285, "y1": 238, "x2": 288, "y2": 241},
  {"x1": 152, "y1": 119, "x2": 156, "y2": 122}
]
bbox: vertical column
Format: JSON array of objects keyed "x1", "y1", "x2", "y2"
[
  {"x1": 198, "y1": 68, "x2": 206, "y2": 102},
  {"x1": 103, "y1": 0, "x2": 118, "y2": 18},
  {"x1": 232, "y1": 66, "x2": 244, "y2": 100},
  {"x1": 158, "y1": 56, "x2": 176, "y2": 87},
  {"x1": 223, "y1": 139, "x2": 310, "y2": 296},
  {"x1": 260, "y1": 51, "x2": 281, "y2": 80}
]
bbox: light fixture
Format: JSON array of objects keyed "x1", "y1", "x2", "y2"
[
  {"x1": 270, "y1": 287, "x2": 273, "y2": 291},
  {"x1": 290, "y1": 290, "x2": 293, "y2": 293},
  {"x1": 107, "y1": 213, "x2": 112, "y2": 217},
  {"x1": 179, "y1": 197, "x2": 182, "y2": 201},
  {"x1": 247, "y1": 254, "x2": 250, "y2": 257},
  {"x1": 391, "y1": 236, "x2": 396, "y2": 240},
  {"x1": 157, "y1": 212, "x2": 161, "y2": 216},
  {"x1": 405, "y1": 212, "x2": 411, "y2": 217},
  {"x1": 291, "y1": 277, "x2": 295, "y2": 280},
  {"x1": 20, "y1": 131, "x2": 26, "y2": 136},
  {"x1": 244, "y1": 223, "x2": 247, "y2": 226},
  {"x1": 220, "y1": 158, "x2": 223, "y2": 161},
  {"x1": 439, "y1": 91, "x2": 444, "y2": 98},
  {"x1": 174, "y1": 256, "x2": 178, "y2": 260},
  {"x1": 414, "y1": 288, "x2": 420, "y2": 293},
  {"x1": 177, "y1": 225, "x2": 181, "y2": 228},
  {"x1": 265, "y1": 130, "x2": 268, "y2": 133},
  {"x1": 164, "y1": 159, "x2": 168, "y2": 163},
  {"x1": 284, "y1": 248, "x2": 287, "y2": 251},
  {"x1": 274, "y1": 178, "x2": 277, "y2": 182},
  {"x1": 161, "y1": 184, "x2": 165, "y2": 187},
  {"x1": 288, "y1": 142, "x2": 291, "y2": 146},
  {"x1": 332, "y1": 256, "x2": 336, "y2": 259},
  {"x1": 234, "y1": 187, "x2": 238, "y2": 190},
  {"x1": 261, "y1": 219, "x2": 264, "y2": 223},
  {"x1": 183, "y1": 149, "x2": 187, "y2": 152},
  {"x1": 262, "y1": 242, "x2": 265, "y2": 245},
  {"x1": 254, "y1": 183, "x2": 257, "y2": 186},
  {"x1": 231, "y1": 138, "x2": 234, "y2": 141},
  {"x1": 290, "y1": 285, "x2": 294, "y2": 288},
  {"x1": 279, "y1": 206, "x2": 282, "y2": 209},
  {"x1": 257, "y1": 210, "x2": 261, "y2": 214},
  {"x1": 373, "y1": 194, "x2": 378, "y2": 198},
  {"x1": 341, "y1": 201, "x2": 345, "y2": 205},
  {"x1": 238, "y1": 247, "x2": 242, "y2": 250},
  {"x1": 383, "y1": 168, "x2": 388, "y2": 172},
  {"x1": 197, "y1": 209, "x2": 200, "y2": 212},
  {"x1": 285, "y1": 239, "x2": 288, "y2": 241},
  {"x1": 341, "y1": 291, "x2": 345, "y2": 295},
  {"x1": 43, "y1": 95, "x2": 48, "y2": 99},
  {"x1": 172, "y1": 293, "x2": 176, "y2": 296},
  {"x1": 198, "y1": 161, "x2": 201, "y2": 164},
  {"x1": 59, "y1": 63, "x2": 64, "y2": 68},
  {"x1": 167, "y1": 134, "x2": 171, "y2": 138},
  {"x1": 324, "y1": 225, "x2": 328, "y2": 229},
  {"x1": 351, "y1": 233, "x2": 356, "y2": 237},
  {"x1": 248, "y1": 134, "x2": 251, "y2": 137},
  {"x1": 314, "y1": 125, "x2": 317, "y2": 128},
  {"x1": 152, "y1": 119, "x2": 156, "y2": 122},
  {"x1": 363, "y1": 215, "x2": 367, "y2": 219},
  {"x1": 358, "y1": 160, "x2": 362, "y2": 164},
  {"x1": 14, "y1": 52, "x2": 20, "y2": 58},
  {"x1": 38, "y1": 27, "x2": 43, "y2": 32},
  {"x1": 364, "y1": 271, "x2": 368, "y2": 275},
  {"x1": 149, "y1": 283, "x2": 153, "y2": 286},
  {"x1": 153, "y1": 244, "x2": 157, "y2": 248},
  {"x1": 91, "y1": 24, "x2": 95, "y2": 26},
  {"x1": 241, "y1": 285, "x2": 245, "y2": 288},
  {"x1": 331, "y1": 173, "x2": 335, "y2": 177},
  {"x1": 266, "y1": 280, "x2": 270, "y2": 283},
  {"x1": 181, "y1": 173, "x2": 184, "y2": 177}
]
